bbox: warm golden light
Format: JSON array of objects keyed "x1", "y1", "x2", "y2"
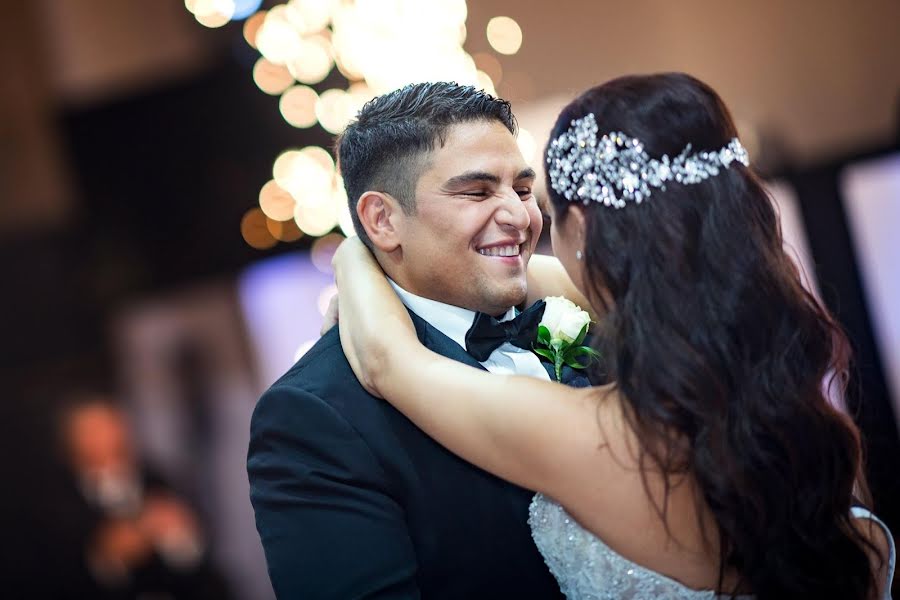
[
  {"x1": 253, "y1": 58, "x2": 295, "y2": 95},
  {"x1": 241, "y1": 208, "x2": 278, "y2": 249},
  {"x1": 476, "y1": 70, "x2": 497, "y2": 97},
  {"x1": 185, "y1": 0, "x2": 526, "y2": 241},
  {"x1": 333, "y1": 177, "x2": 356, "y2": 237},
  {"x1": 295, "y1": 201, "x2": 338, "y2": 237},
  {"x1": 192, "y1": 0, "x2": 236, "y2": 28},
  {"x1": 287, "y1": 0, "x2": 334, "y2": 35},
  {"x1": 243, "y1": 11, "x2": 267, "y2": 47},
  {"x1": 273, "y1": 147, "x2": 335, "y2": 205},
  {"x1": 486, "y1": 16, "x2": 522, "y2": 55},
  {"x1": 259, "y1": 180, "x2": 297, "y2": 221},
  {"x1": 279, "y1": 85, "x2": 319, "y2": 128},
  {"x1": 266, "y1": 215, "x2": 305, "y2": 242},
  {"x1": 287, "y1": 36, "x2": 334, "y2": 84},
  {"x1": 315, "y1": 88, "x2": 356, "y2": 134},
  {"x1": 257, "y1": 6, "x2": 304, "y2": 64}
]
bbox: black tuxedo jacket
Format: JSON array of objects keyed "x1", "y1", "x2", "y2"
[{"x1": 248, "y1": 311, "x2": 575, "y2": 599}]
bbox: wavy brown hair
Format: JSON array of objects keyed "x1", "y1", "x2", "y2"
[{"x1": 546, "y1": 73, "x2": 881, "y2": 598}]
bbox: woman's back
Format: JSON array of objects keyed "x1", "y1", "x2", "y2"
[
  {"x1": 549, "y1": 391, "x2": 740, "y2": 591},
  {"x1": 533, "y1": 391, "x2": 895, "y2": 599}
]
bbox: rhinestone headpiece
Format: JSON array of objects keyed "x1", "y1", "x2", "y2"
[{"x1": 546, "y1": 113, "x2": 750, "y2": 209}]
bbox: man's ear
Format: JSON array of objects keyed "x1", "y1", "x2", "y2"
[{"x1": 356, "y1": 191, "x2": 403, "y2": 252}]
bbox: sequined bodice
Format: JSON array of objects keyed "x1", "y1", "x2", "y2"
[
  {"x1": 529, "y1": 494, "x2": 896, "y2": 600},
  {"x1": 528, "y1": 493, "x2": 753, "y2": 600}
]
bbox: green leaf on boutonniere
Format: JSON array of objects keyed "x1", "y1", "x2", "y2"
[
  {"x1": 537, "y1": 325, "x2": 551, "y2": 345},
  {"x1": 572, "y1": 323, "x2": 589, "y2": 347},
  {"x1": 569, "y1": 346, "x2": 601, "y2": 360},
  {"x1": 532, "y1": 347, "x2": 555, "y2": 361},
  {"x1": 564, "y1": 355, "x2": 588, "y2": 369},
  {"x1": 532, "y1": 296, "x2": 601, "y2": 382}
]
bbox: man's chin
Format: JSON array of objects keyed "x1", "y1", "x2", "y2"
[{"x1": 487, "y1": 284, "x2": 528, "y2": 313}]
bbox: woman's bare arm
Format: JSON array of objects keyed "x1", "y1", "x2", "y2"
[{"x1": 333, "y1": 238, "x2": 615, "y2": 504}]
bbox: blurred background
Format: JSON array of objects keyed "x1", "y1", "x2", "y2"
[{"x1": 1, "y1": 0, "x2": 898, "y2": 598}]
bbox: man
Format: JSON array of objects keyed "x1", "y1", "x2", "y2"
[{"x1": 248, "y1": 82, "x2": 582, "y2": 598}]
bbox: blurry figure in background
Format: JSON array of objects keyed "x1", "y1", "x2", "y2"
[{"x1": 56, "y1": 393, "x2": 232, "y2": 600}]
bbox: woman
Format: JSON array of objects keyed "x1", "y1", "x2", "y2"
[{"x1": 333, "y1": 73, "x2": 895, "y2": 598}]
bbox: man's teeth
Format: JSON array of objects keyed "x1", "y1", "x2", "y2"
[{"x1": 478, "y1": 245, "x2": 520, "y2": 257}]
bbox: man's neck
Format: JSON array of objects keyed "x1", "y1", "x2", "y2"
[{"x1": 387, "y1": 279, "x2": 515, "y2": 350}]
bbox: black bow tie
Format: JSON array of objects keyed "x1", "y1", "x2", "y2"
[{"x1": 464, "y1": 300, "x2": 546, "y2": 362}]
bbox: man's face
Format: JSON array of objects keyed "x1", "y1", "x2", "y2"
[{"x1": 392, "y1": 120, "x2": 541, "y2": 315}]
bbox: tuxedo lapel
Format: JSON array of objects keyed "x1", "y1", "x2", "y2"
[{"x1": 409, "y1": 309, "x2": 489, "y2": 372}]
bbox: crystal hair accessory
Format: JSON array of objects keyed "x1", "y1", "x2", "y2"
[{"x1": 546, "y1": 113, "x2": 750, "y2": 209}]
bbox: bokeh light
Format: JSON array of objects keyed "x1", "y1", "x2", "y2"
[
  {"x1": 486, "y1": 16, "x2": 522, "y2": 55},
  {"x1": 184, "y1": 0, "x2": 524, "y2": 244},
  {"x1": 287, "y1": 36, "x2": 334, "y2": 84},
  {"x1": 259, "y1": 180, "x2": 296, "y2": 221},
  {"x1": 295, "y1": 201, "x2": 338, "y2": 236},
  {"x1": 243, "y1": 11, "x2": 267, "y2": 48},
  {"x1": 257, "y1": 6, "x2": 304, "y2": 64},
  {"x1": 273, "y1": 146, "x2": 335, "y2": 205},
  {"x1": 266, "y1": 215, "x2": 305, "y2": 242},
  {"x1": 334, "y1": 177, "x2": 356, "y2": 237},
  {"x1": 252, "y1": 58, "x2": 295, "y2": 95},
  {"x1": 315, "y1": 88, "x2": 356, "y2": 134},
  {"x1": 279, "y1": 85, "x2": 319, "y2": 128},
  {"x1": 232, "y1": 0, "x2": 264, "y2": 20},
  {"x1": 190, "y1": 0, "x2": 236, "y2": 28},
  {"x1": 241, "y1": 208, "x2": 278, "y2": 249}
]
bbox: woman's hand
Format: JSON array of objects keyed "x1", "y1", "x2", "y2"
[{"x1": 331, "y1": 236, "x2": 416, "y2": 398}]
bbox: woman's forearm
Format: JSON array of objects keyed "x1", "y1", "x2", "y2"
[{"x1": 333, "y1": 240, "x2": 416, "y2": 396}]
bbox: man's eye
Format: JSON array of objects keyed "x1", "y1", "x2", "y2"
[
  {"x1": 461, "y1": 191, "x2": 488, "y2": 197},
  {"x1": 516, "y1": 189, "x2": 533, "y2": 198}
]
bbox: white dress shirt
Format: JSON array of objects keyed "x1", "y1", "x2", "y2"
[{"x1": 389, "y1": 280, "x2": 551, "y2": 381}]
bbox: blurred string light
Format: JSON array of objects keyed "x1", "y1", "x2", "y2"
[
  {"x1": 486, "y1": 16, "x2": 522, "y2": 55},
  {"x1": 186, "y1": 0, "x2": 264, "y2": 26},
  {"x1": 187, "y1": 1, "x2": 525, "y2": 245}
]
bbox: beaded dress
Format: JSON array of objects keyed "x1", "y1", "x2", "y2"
[{"x1": 529, "y1": 494, "x2": 895, "y2": 600}]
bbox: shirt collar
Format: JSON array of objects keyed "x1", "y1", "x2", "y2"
[{"x1": 388, "y1": 279, "x2": 517, "y2": 351}]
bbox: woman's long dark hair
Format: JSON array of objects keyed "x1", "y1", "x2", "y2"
[{"x1": 546, "y1": 73, "x2": 880, "y2": 599}]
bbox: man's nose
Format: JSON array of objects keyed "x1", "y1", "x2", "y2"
[{"x1": 495, "y1": 190, "x2": 530, "y2": 231}]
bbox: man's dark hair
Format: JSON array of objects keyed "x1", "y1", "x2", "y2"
[{"x1": 336, "y1": 81, "x2": 517, "y2": 248}]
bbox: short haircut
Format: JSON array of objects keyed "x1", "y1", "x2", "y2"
[{"x1": 336, "y1": 82, "x2": 517, "y2": 248}]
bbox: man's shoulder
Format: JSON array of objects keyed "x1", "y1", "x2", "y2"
[{"x1": 264, "y1": 326, "x2": 366, "y2": 403}]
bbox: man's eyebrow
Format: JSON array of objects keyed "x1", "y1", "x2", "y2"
[
  {"x1": 516, "y1": 167, "x2": 537, "y2": 181},
  {"x1": 442, "y1": 168, "x2": 537, "y2": 189},
  {"x1": 442, "y1": 171, "x2": 502, "y2": 188}
]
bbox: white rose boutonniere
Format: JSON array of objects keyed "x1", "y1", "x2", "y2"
[{"x1": 534, "y1": 296, "x2": 600, "y2": 382}]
